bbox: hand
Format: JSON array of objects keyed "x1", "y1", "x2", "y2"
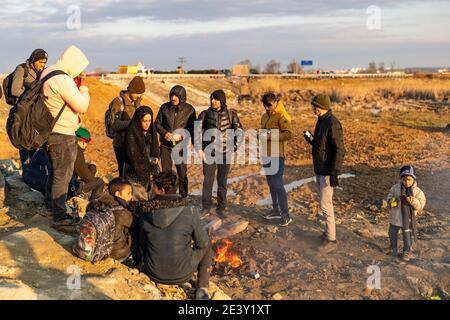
[
  {"x1": 303, "y1": 130, "x2": 314, "y2": 144},
  {"x1": 406, "y1": 196, "x2": 414, "y2": 205},
  {"x1": 198, "y1": 149, "x2": 206, "y2": 161},
  {"x1": 330, "y1": 175, "x2": 339, "y2": 187},
  {"x1": 400, "y1": 195, "x2": 409, "y2": 205},
  {"x1": 164, "y1": 132, "x2": 173, "y2": 141},
  {"x1": 173, "y1": 134, "x2": 183, "y2": 142}
]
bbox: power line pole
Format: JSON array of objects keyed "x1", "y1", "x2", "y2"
[{"x1": 177, "y1": 57, "x2": 187, "y2": 69}]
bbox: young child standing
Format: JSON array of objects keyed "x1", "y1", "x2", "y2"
[{"x1": 387, "y1": 165, "x2": 426, "y2": 261}]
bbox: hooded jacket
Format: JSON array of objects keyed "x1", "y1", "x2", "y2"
[
  {"x1": 86, "y1": 192, "x2": 133, "y2": 260},
  {"x1": 41, "y1": 46, "x2": 90, "y2": 136},
  {"x1": 387, "y1": 181, "x2": 426, "y2": 227},
  {"x1": 260, "y1": 100, "x2": 293, "y2": 158},
  {"x1": 311, "y1": 110, "x2": 345, "y2": 176},
  {"x1": 137, "y1": 194, "x2": 210, "y2": 285},
  {"x1": 125, "y1": 106, "x2": 160, "y2": 185},
  {"x1": 155, "y1": 85, "x2": 196, "y2": 148},
  {"x1": 10, "y1": 61, "x2": 40, "y2": 99},
  {"x1": 109, "y1": 90, "x2": 142, "y2": 148}
]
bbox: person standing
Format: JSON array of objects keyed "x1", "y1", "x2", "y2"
[
  {"x1": 41, "y1": 45, "x2": 90, "y2": 222},
  {"x1": 260, "y1": 93, "x2": 293, "y2": 227},
  {"x1": 304, "y1": 94, "x2": 345, "y2": 250},
  {"x1": 155, "y1": 85, "x2": 196, "y2": 198},
  {"x1": 107, "y1": 76, "x2": 146, "y2": 176}
]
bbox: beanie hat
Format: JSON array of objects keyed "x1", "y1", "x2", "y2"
[
  {"x1": 400, "y1": 165, "x2": 416, "y2": 180},
  {"x1": 211, "y1": 89, "x2": 227, "y2": 108},
  {"x1": 75, "y1": 127, "x2": 92, "y2": 143},
  {"x1": 311, "y1": 94, "x2": 331, "y2": 110},
  {"x1": 29, "y1": 49, "x2": 48, "y2": 63},
  {"x1": 127, "y1": 76, "x2": 146, "y2": 94}
]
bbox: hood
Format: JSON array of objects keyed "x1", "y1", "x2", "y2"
[
  {"x1": 169, "y1": 85, "x2": 187, "y2": 104},
  {"x1": 87, "y1": 192, "x2": 118, "y2": 211},
  {"x1": 141, "y1": 195, "x2": 188, "y2": 228},
  {"x1": 53, "y1": 45, "x2": 89, "y2": 78},
  {"x1": 131, "y1": 106, "x2": 152, "y2": 123},
  {"x1": 270, "y1": 100, "x2": 292, "y2": 121},
  {"x1": 149, "y1": 206, "x2": 185, "y2": 229}
]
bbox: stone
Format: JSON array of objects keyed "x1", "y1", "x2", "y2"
[
  {"x1": 212, "y1": 220, "x2": 249, "y2": 241},
  {"x1": 272, "y1": 293, "x2": 283, "y2": 300},
  {"x1": 0, "y1": 171, "x2": 6, "y2": 208}
]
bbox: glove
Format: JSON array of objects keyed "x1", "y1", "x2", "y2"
[
  {"x1": 303, "y1": 130, "x2": 314, "y2": 144},
  {"x1": 330, "y1": 175, "x2": 339, "y2": 187}
]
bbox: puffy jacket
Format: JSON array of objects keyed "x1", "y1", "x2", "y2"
[
  {"x1": 86, "y1": 193, "x2": 133, "y2": 260},
  {"x1": 137, "y1": 195, "x2": 210, "y2": 285},
  {"x1": 387, "y1": 181, "x2": 426, "y2": 227},
  {"x1": 41, "y1": 46, "x2": 90, "y2": 136},
  {"x1": 260, "y1": 100, "x2": 293, "y2": 158},
  {"x1": 311, "y1": 110, "x2": 345, "y2": 176},
  {"x1": 109, "y1": 90, "x2": 142, "y2": 148},
  {"x1": 155, "y1": 86, "x2": 196, "y2": 148}
]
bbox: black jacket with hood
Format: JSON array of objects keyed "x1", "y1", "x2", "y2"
[
  {"x1": 155, "y1": 85, "x2": 197, "y2": 149},
  {"x1": 86, "y1": 192, "x2": 133, "y2": 260},
  {"x1": 137, "y1": 194, "x2": 210, "y2": 285},
  {"x1": 125, "y1": 106, "x2": 160, "y2": 185},
  {"x1": 311, "y1": 110, "x2": 345, "y2": 176}
]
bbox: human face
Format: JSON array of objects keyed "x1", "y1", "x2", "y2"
[
  {"x1": 263, "y1": 101, "x2": 277, "y2": 113},
  {"x1": 211, "y1": 97, "x2": 221, "y2": 110},
  {"x1": 152, "y1": 184, "x2": 165, "y2": 196},
  {"x1": 312, "y1": 106, "x2": 326, "y2": 117},
  {"x1": 33, "y1": 59, "x2": 47, "y2": 72},
  {"x1": 130, "y1": 93, "x2": 142, "y2": 102},
  {"x1": 171, "y1": 95, "x2": 180, "y2": 106},
  {"x1": 115, "y1": 185, "x2": 133, "y2": 203},
  {"x1": 402, "y1": 176, "x2": 415, "y2": 188},
  {"x1": 78, "y1": 140, "x2": 89, "y2": 150},
  {"x1": 141, "y1": 114, "x2": 152, "y2": 131}
]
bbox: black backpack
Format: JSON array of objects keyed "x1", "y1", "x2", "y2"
[
  {"x1": 2, "y1": 63, "x2": 29, "y2": 105},
  {"x1": 105, "y1": 96, "x2": 125, "y2": 139},
  {"x1": 6, "y1": 70, "x2": 67, "y2": 151}
]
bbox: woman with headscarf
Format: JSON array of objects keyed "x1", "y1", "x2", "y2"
[{"x1": 124, "y1": 106, "x2": 160, "y2": 201}]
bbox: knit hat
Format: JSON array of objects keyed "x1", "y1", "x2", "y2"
[
  {"x1": 311, "y1": 94, "x2": 331, "y2": 110},
  {"x1": 127, "y1": 76, "x2": 146, "y2": 94},
  {"x1": 400, "y1": 165, "x2": 416, "y2": 180},
  {"x1": 75, "y1": 127, "x2": 92, "y2": 143},
  {"x1": 211, "y1": 89, "x2": 227, "y2": 108},
  {"x1": 29, "y1": 49, "x2": 48, "y2": 63}
]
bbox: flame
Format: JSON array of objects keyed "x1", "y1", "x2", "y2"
[{"x1": 213, "y1": 239, "x2": 243, "y2": 268}]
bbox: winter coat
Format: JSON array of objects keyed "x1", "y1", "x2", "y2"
[
  {"x1": 311, "y1": 110, "x2": 345, "y2": 176},
  {"x1": 155, "y1": 85, "x2": 196, "y2": 149},
  {"x1": 124, "y1": 106, "x2": 160, "y2": 186},
  {"x1": 87, "y1": 193, "x2": 133, "y2": 260},
  {"x1": 109, "y1": 90, "x2": 142, "y2": 148},
  {"x1": 387, "y1": 181, "x2": 426, "y2": 227},
  {"x1": 10, "y1": 61, "x2": 40, "y2": 99},
  {"x1": 260, "y1": 100, "x2": 293, "y2": 158},
  {"x1": 137, "y1": 194, "x2": 210, "y2": 285},
  {"x1": 41, "y1": 46, "x2": 90, "y2": 136}
]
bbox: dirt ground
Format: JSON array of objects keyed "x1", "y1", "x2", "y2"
[{"x1": 0, "y1": 77, "x2": 449, "y2": 300}]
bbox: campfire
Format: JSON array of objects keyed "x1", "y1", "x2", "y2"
[{"x1": 213, "y1": 239, "x2": 243, "y2": 274}]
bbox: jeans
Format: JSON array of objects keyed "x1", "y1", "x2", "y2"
[
  {"x1": 389, "y1": 224, "x2": 412, "y2": 253},
  {"x1": 316, "y1": 175, "x2": 336, "y2": 241},
  {"x1": 161, "y1": 146, "x2": 188, "y2": 197},
  {"x1": 263, "y1": 157, "x2": 289, "y2": 220},
  {"x1": 202, "y1": 153, "x2": 231, "y2": 210},
  {"x1": 45, "y1": 133, "x2": 77, "y2": 219},
  {"x1": 114, "y1": 146, "x2": 127, "y2": 177}
]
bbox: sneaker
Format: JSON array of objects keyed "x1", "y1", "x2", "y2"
[
  {"x1": 402, "y1": 251, "x2": 413, "y2": 262},
  {"x1": 195, "y1": 287, "x2": 210, "y2": 300},
  {"x1": 216, "y1": 207, "x2": 228, "y2": 219},
  {"x1": 278, "y1": 217, "x2": 293, "y2": 227},
  {"x1": 263, "y1": 210, "x2": 282, "y2": 220}
]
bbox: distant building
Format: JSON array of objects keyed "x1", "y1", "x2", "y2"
[
  {"x1": 232, "y1": 64, "x2": 250, "y2": 76},
  {"x1": 117, "y1": 62, "x2": 152, "y2": 75},
  {"x1": 176, "y1": 66, "x2": 186, "y2": 74}
]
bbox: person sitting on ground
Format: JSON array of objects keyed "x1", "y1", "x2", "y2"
[
  {"x1": 137, "y1": 171, "x2": 212, "y2": 300},
  {"x1": 85, "y1": 177, "x2": 134, "y2": 261},
  {"x1": 124, "y1": 106, "x2": 160, "y2": 201},
  {"x1": 387, "y1": 165, "x2": 426, "y2": 262},
  {"x1": 71, "y1": 127, "x2": 105, "y2": 201}
]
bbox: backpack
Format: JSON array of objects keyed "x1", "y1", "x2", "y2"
[
  {"x1": 2, "y1": 63, "x2": 29, "y2": 105},
  {"x1": 105, "y1": 96, "x2": 125, "y2": 139},
  {"x1": 6, "y1": 70, "x2": 68, "y2": 151},
  {"x1": 73, "y1": 207, "x2": 117, "y2": 262}
]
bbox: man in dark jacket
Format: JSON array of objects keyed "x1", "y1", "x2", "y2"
[
  {"x1": 304, "y1": 94, "x2": 345, "y2": 250},
  {"x1": 155, "y1": 85, "x2": 196, "y2": 198},
  {"x1": 72, "y1": 127, "x2": 104, "y2": 201},
  {"x1": 137, "y1": 172, "x2": 212, "y2": 300},
  {"x1": 197, "y1": 90, "x2": 243, "y2": 217},
  {"x1": 108, "y1": 76, "x2": 146, "y2": 176}
]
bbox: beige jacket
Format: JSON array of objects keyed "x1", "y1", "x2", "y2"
[
  {"x1": 41, "y1": 46, "x2": 90, "y2": 136},
  {"x1": 387, "y1": 181, "x2": 426, "y2": 227}
]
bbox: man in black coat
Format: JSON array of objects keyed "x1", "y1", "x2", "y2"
[
  {"x1": 304, "y1": 94, "x2": 344, "y2": 250},
  {"x1": 155, "y1": 85, "x2": 196, "y2": 198}
]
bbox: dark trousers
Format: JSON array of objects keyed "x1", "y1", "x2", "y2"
[
  {"x1": 194, "y1": 243, "x2": 213, "y2": 288},
  {"x1": 264, "y1": 157, "x2": 289, "y2": 219},
  {"x1": 161, "y1": 146, "x2": 188, "y2": 197},
  {"x1": 202, "y1": 153, "x2": 231, "y2": 210},
  {"x1": 19, "y1": 149, "x2": 36, "y2": 167},
  {"x1": 45, "y1": 133, "x2": 77, "y2": 219},
  {"x1": 389, "y1": 224, "x2": 412, "y2": 253},
  {"x1": 76, "y1": 164, "x2": 104, "y2": 201},
  {"x1": 114, "y1": 146, "x2": 127, "y2": 177}
]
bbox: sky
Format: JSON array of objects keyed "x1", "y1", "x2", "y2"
[{"x1": 0, "y1": 0, "x2": 449, "y2": 72}]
